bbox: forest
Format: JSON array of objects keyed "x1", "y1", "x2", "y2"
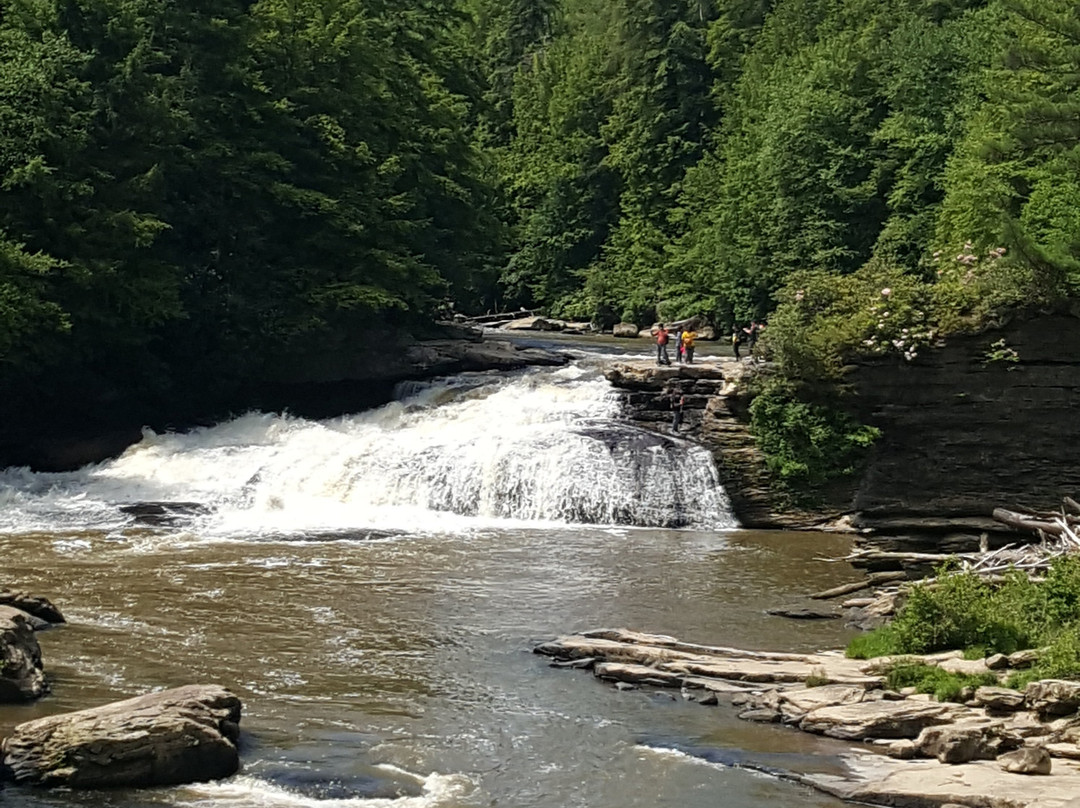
[{"x1": 1, "y1": 0, "x2": 1078, "y2": 426}]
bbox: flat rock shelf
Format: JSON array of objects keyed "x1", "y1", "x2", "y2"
[{"x1": 536, "y1": 629, "x2": 1080, "y2": 808}]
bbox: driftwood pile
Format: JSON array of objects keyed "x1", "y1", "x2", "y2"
[
  {"x1": 807, "y1": 498, "x2": 1080, "y2": 624},
  {"x1": 835, "y1": 498, "x2": 1080, "y2": 580}
]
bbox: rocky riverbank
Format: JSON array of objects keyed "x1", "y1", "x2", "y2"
[
  {"x1": 537, "y1": 629, "x2": 1080, "y2": 807},
  {"x1": 0, "y1": 590, "x2": 242, "y2": 789}
]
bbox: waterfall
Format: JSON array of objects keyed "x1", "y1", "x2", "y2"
[{"x1": 0, "y1": 362, "x2": 737, "y2": 536}]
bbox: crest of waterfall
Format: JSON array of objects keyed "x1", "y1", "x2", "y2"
[{"x1": 0, "y1": 363, "x2": 737, "y2": 536}]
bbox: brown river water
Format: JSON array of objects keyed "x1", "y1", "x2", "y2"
[{"x1": 0, "y1": 347, "x2": 861, "y2": 808}]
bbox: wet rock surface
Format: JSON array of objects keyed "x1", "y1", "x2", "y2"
[
  {"x1": 539, "y1": 627, "x2": 1080, "y2": 807},
  {"x1": 1, "y1": 684, "x2": 243, "y2": 788},
  {"x1": 0, "y1": 607, "x2": 46, "y2": 702},
  {"x1": 0, "y1": 591, "x2": 64, "y2": 625}
]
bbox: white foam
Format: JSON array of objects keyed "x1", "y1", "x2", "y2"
[
  {"x1": 0, "y1": 362, "x2": 736, "y2": 537},
  {"x1": 174, "y1": 771, "x2": 476, "y2": 808}
]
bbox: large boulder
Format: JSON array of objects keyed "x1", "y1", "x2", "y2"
[
  {"x1": 915, "y1": 723, "x2": 1020, "y2": 764},
  {"x1": 998, "y1": 746, "x2": 1052, "y2": 775},
  {"x1": 1, "y1": 684, "x2": 242, "y2": 788},
  {"x1": 612, "y1": 323, "x2": 640, "y2": 338},
  {"x1": 799, "y1": 699, "x2": 964, "y2": 740},
  {"x1": 501, "y1": 316, "x2": 564, "y2": 332},
  {"x1": 0, "y1": 607, "x2": 46, "y2": 702},
  {"x1": 1025, "y1": 680, "x2": 1080, "y2": 718},
  {"x1": 0, "y1": 592, "x2": 64, "y2": 625}
]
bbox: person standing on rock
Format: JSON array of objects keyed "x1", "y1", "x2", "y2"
[
  {"x1": 681, "y1": 328, "x2": 696, "y2": 364},
  {"x1": 674, "y1": 327, "x2": 685, "y2": 363},
  {"x1": 746, "y1": 321, "x2": 762, "y2": 362},
  {"x1": 731, "y1": 325, "x2": 742, "y2": 362},
  {"x1": 672, "y1": 394, "x2": 685, "y2": 433},
  {"x1": 655, "y1": 323, "x2": 671, "y2": 366}
]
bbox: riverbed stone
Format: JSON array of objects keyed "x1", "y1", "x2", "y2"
[
  {"x1": 769, "y1": 685, "x2": 881, "y2": 724},
  {"x1": 1025, "y1": 679, "x2": 1080, "y2": 717},
  {"x1": 0, "y1": 592, "x2": 64, "y2": 625},
  {"x1": 0, "y1": 684, "x2": 242, "y2": 787},
  {"x1": 805, "y1": 753, "x2": 1078, "y2": 807},
  {"x1": 937, "y1": 657, "x2": 992, "y2": 677},
  {"x1": 798, "y1": 699, "x2": 965, "y2": 740},
  {"x1": 0, "y1": 607, "x2": 46, "y2": 702},
  {"x1": 612, "y1": 323, "x2": 639, "y2": 338},
  {"x1": 915, "y1": 723, "x2": 1020, "y2": 764},
  {"x1": 974, "y1": 686, "x2": 1026, "y2": 712},
  {"x1": 594, "y1": 662, "x2": 683, "y2": 688},
  {"x1": 998, "y1": 746, "x2": 1051, "y2": 775},
  {"x1": 1008, "y1": 649, "x2": 1041, "y2": 668},
  {"x1": 1044, "y1": 742, "x2": 1080, "y2": 760}
]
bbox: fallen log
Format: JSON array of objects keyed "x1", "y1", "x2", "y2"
[
  {"x1": 992, "y1": 508, "x2": 1066, "y2": 537},
  {"x1": 809, "y1": 580, "x2": 872, "y2": 600},
  {"x1": 809, "y1": 571, "x2": 907, "y2": 600}
]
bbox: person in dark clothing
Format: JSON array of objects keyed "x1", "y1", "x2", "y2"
[
  {"x1": 672, "y1": 394, "x2": 685, "y2": 432},
  {"x1": 655, "y1": 323, "x2": 671, "y2": 365},
  {"x1": 731, "y1": 325, "x2": 742, "y2": 361},
  {"x1": 746, "y1": 320, "x2": 761, "y2": 362},
  {"x1": 674, "y1": 328, "x2": 685, "y2": 363}
]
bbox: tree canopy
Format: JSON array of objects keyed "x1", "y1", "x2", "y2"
[{"x1": 2, "y1": 0, "x2": 1079, "y2": 422}]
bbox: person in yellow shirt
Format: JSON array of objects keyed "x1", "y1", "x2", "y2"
[{"x1": 681, "y1": 329, "x2": 696, "y2": 364}]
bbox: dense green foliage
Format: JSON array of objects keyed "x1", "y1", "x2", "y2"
[
  {"x1": 847, "y1": 559, "x2": 1080, "y2": 682},
  {"x1": 485, "y1": 0, "x2": 1080, "y2": 334},
  {"x1": 747, "y1": 377, "x2": 879, "y2": 488},
  {"x1": 3, "y1": 0, "x2": 1080, "y2": 433},
  {"x1": 0, "y1": 0, "x2": 501, "y2": 416}
]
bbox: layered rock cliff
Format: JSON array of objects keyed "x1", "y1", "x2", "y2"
[
  {"x1": 606, "y1": 311, "x2": 1080, "y2": 545},
  {"x1": 849, "y1": 312, "x2": 1080, "y2": 548},
  {"x1": 604, "y1": 361, "x2": 852, "y2": 529}
]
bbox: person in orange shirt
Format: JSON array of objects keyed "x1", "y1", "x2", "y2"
[{"x1": 654, "y1": 323, "x2": 672, "y2": 366}]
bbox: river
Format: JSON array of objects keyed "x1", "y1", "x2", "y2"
[{"x1": 0, "y1": 347, "x2": 858, "y2": 808}]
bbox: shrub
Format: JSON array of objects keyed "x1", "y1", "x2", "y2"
[
  {"x1": 748, "y1": 378, "x2": 879, "y2": 490},
  {"x1": 765, "y1": 261, "x2": 934, "y2": 381},
  {"x1": 848, "y1": 558, "x2": 1080, "y2": 683},
  {"x1": 885, "y1": 663, "x2": 997, "y2": 703},
  {"x1": 846, "y1": 625, "x2": 901, "y2": 660}
]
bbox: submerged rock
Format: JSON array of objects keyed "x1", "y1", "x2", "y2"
[
  {"x1": 1, "y1": 684, "x2": 242, "y2": 788},
  {"x1": 0, "y1": 607, "x2": 46, "y2": 702},
  {"x1": 119, "y1": 501, "x2": 211, "y2": 527}
]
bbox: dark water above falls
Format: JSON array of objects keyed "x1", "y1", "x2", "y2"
[{"x1": 0, "y1": 355, "x2": 857, "y2": 808}]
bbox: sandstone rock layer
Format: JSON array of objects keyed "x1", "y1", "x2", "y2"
[{"x1": 1, "y1": 684, "x2": 242, "y2": 788}]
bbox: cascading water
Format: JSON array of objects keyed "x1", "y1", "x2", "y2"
[{"x1": 0, "y1": 360, "x2": 736, "y2": 536}]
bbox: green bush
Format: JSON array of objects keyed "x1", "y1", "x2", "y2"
[
  {"x1": 848, "y1": 558, "x2": 1080, "y2": 682},
  {"x1": 765, "y1": 261, "x2": 935, "y2": 381},
  {"x1": 748, "y1": 378, "x2": 880, "y2": 489},
  {"x1": 846, "y1": 626, "x2": 901, "y2": 660},
  {"x1": 885, "y1": 663, "x2": 997, "y2": 703}
]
